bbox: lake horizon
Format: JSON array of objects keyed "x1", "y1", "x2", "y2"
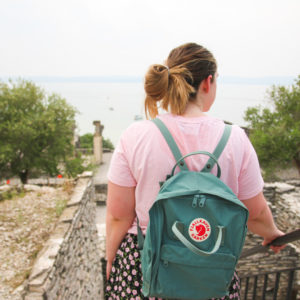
[{"x1": 1, "y1": 75, "x2": 296, "y2": 146}]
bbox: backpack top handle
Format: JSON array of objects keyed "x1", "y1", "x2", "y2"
[{"x1": 171, "y1": 151, "x2": 222, "y2": 178}]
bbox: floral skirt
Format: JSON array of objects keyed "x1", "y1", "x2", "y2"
[{"x1": 105, "y1": 234, "x2": 240, "y2": 300}]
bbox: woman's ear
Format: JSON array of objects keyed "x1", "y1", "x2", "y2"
[{"x1": 199, "y1": 75, "x2": 213, "y2": 93}]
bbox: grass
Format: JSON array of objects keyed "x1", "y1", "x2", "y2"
[
  {"x1": 62, "y1": 180, "x2": 74, "y2": 195},
  {"x1": 7, "y1": 269, "x2": 32, "y2": 289},
  {"x1": 9, "y1": 244, "x2": 17, "y2": 253},
  {"x1": 0, "y1": 214, "x2": 9, "y2": 222},
  {"x1": 16, "y1": 211, "x2": 25, "y2": 224},
  {"x1": 55, "y1": 198, "x2": 68, "y2": 217},
  {"x1": 28, "y1": 244, "x2": 44, "y2": 260},
  {"x1": 0, "y1": 188, "x2": 26, "y2": 202},
  {"x1": 44, "y1": 197, "x2": 68, "y2": 228}
]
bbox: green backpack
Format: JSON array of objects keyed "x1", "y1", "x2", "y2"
[{"x1": 137, "y1": 118, "x2": 249, "y2": 300}]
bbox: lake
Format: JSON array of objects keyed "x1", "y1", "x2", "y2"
[{"x1": 39, "y1": 81, "x2": 272, "y2": 146}]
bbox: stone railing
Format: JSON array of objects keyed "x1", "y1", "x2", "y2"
[
  {"x1": 22, "y1": 174, "x2": 104, "y2": 300},
  {"x1": 238, "y1": 181, "x2": 300, "y2": 299}
]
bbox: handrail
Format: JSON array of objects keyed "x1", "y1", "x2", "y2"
[{"x1": 240, "y1": 229, "x2": 300, "y2": 259}]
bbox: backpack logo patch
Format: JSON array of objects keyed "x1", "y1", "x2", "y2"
[{"x1": 189, "y1": 218, "x2": 211, "y2": 242}]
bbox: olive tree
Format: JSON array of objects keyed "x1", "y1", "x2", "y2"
[
  {"x1": 244, "y1": 76, "x2": 300, "y2": 177},
  {"x1": 0, "y1": 79, "x2": 79, "y2": 183}
]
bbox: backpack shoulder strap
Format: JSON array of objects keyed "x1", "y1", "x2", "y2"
[
  {"x1": 201, "y1": 124, "x2": 232, "y2": 173},
  {"x1": 152, "y1": 118, "x2": 189, "y2": 171}
]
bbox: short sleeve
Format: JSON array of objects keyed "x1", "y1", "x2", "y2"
[
  {"x1": 107, "y1": 135, "x2": 137, "y2": 187},
  {"x1": 238, "y1": 132, "x2": 264, "y2": 200}
]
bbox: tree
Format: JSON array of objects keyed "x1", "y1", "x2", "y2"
[
  {"x1": 0, "y1": 79, "x2": 78, "y2": 183},
  {"x1": 79, "y1": 133, "x2": 93, "y2": 149},
  {"x1": 79, "y1": 133, "x2": 114, "y2": 150},
  {"x1": 244, "y1": 75, "x2": 300, "y2": 177},
  {"x1": 103, "y1": 137, "x2": 114, "y2": 150}
]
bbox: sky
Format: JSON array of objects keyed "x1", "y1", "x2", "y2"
[{"x1": 0, "y1": 0, "x2": 300, "y2": 81}]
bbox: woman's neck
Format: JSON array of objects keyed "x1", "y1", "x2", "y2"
[{"x1": 182, "y1": 100, "x2": 206, "y2": 118}]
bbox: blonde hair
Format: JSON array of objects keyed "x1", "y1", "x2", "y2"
[{"x1": 144, "y1": 43, "x2": 217, "y2": 119}]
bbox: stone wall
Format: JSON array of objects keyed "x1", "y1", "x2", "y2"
[
  {"x1": 22, "y1": 175, "x2": 104, "y2": 300},
  {"x1": 238, "y1": 181, "x2": 300, "y2": 299}
]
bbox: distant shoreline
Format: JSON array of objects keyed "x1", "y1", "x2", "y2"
[{"x1": 0, "y1": 75, "x2": 295, "y2": 86}]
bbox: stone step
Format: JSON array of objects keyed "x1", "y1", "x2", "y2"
[
  {"x1": 95, "y1": 184, "x2": 107, "y2": 194},
  {"x1": 95, "y1": 192, "x2": 107, "y2": 204}
]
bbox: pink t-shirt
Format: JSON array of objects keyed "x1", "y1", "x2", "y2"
[{"x1": 108, "y1": 113, "x2": 264, "y2": 235}]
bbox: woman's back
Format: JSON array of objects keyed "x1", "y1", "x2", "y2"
[{"x1": 108, "y1": 113, "x2": 264, "y2": 235}]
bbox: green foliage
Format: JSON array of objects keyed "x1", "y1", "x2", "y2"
[
  {"x1": 103, "y1": 137, "x2": 114, "y2": 150},
  {"x1": 79, "y1": 133, "x2": 93, "y2": 148},
  {"x1": 79, "y1": 133, "x2": 114, "y2": 150},
  {"x1": 0, "y1": 79, "x2": 80, "y2": 183},
  {"x1": 244, "y1": 76, "x2": 300, "y2": 177},
  {"x1": 64, "y1": 154, "x2": 85, "y2": 178},
  {"x1": 55, "y1": 198, "x2": 68, "y2": 217},
  {"x1": 0, "y1": 187, "x2": 26, "y2": 202}
]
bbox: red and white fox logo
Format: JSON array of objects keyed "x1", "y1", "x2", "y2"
[{"x1": 189, "y1": 218, "x2": 211, "y2": 242}]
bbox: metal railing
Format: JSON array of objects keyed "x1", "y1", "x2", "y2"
[
  {"x1": 240, "y1": 267, "x2": 300, "y2": 300},
  {"x1": 239, "y1": 229, "x2": 300, "y2": 300}
]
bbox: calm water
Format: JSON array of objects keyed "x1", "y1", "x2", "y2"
[{"x1": 40, "y1": 81, "x2": 271, "y2": 146}]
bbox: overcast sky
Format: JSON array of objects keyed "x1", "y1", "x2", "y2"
[{"x1": 1, "y1": 0, "x2": 299, "y2": 79}]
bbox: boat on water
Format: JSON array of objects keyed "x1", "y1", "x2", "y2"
[{"x1": 134, "y1": 115, "x2": 143, "y2": 121}]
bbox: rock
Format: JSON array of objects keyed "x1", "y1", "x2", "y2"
[
  {"x1": 286, "y1": 180, "x2": 300, "y2": 187},
  {"x1": 77, "y1": 171, "x2": 93, "y2": 178},
  {"x1": 264, "y1": 182, "x2": 295, "y2": 193},
  {"x1": 0, "y1": 185, "x2": 11, "y2": 192},
  {"x1": 23, "y1": 184, "x2": 56, "y2": 193}
]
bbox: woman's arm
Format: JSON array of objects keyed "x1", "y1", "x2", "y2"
[
  {"x1": 241, "y1": 192, "x2": 285, "y2": 253},
  {"x1": 105, "y1": 181, "x2": 136, "y2": 279}
]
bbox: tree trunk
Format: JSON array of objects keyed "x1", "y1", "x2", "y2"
[
  {"x1": 19, "y1": 170, "x2": 29, "y2": 184},
  {"x1": 294, "y1": 157, "x2": 300, "y2": 177}
]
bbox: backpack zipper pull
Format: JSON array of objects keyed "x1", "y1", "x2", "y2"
[
  {"x1": 199, "y1": 195, "x2": 206, "y2": 207},
  {"x1": 192, "y1": 195, "x2": 200, "y2": 208}
]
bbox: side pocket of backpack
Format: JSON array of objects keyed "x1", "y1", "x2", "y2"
[
  {"x1": 141, "y1": 226, "x2": 154, "y2": 296},
  {"x1": 236, "y1": 209, "x2": 249, "y2": 259},
  {"x1": 140, "y1": 248, "x2": 151, "y2": 295},
  {"x1": 141, "y1": 212, "x2": 161, "y2": 297}
]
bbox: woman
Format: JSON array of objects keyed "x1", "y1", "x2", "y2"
[{"x1": 105, "y1": 43, "x2": 284, "y2": 300}]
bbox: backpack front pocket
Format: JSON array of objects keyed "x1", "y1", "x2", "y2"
[{"x1": 154, "y1": 245, "x2": 236, "y2": 300}]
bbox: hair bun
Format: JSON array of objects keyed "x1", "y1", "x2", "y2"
[
  {"x1": 144, "y1": 64, "x2": 169, "y2": 101},
  {"x1": 154, "y1": 64, "x2": 169, "y2": 74}
]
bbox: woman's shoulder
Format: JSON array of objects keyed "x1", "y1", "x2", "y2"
[
  {"x1": 118, "y1": 119, "x2": 157, "y2": 145},
  {"x1": 124, "y1": 119, "x2": 155, "y2": 135},
  {"x1": 230, "y1": 123, "x2": 250, "y2": 141}
]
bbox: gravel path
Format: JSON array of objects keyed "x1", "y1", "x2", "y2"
[{"x1": 0, "y1": 184, "x2": 71, "y2": 300}]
